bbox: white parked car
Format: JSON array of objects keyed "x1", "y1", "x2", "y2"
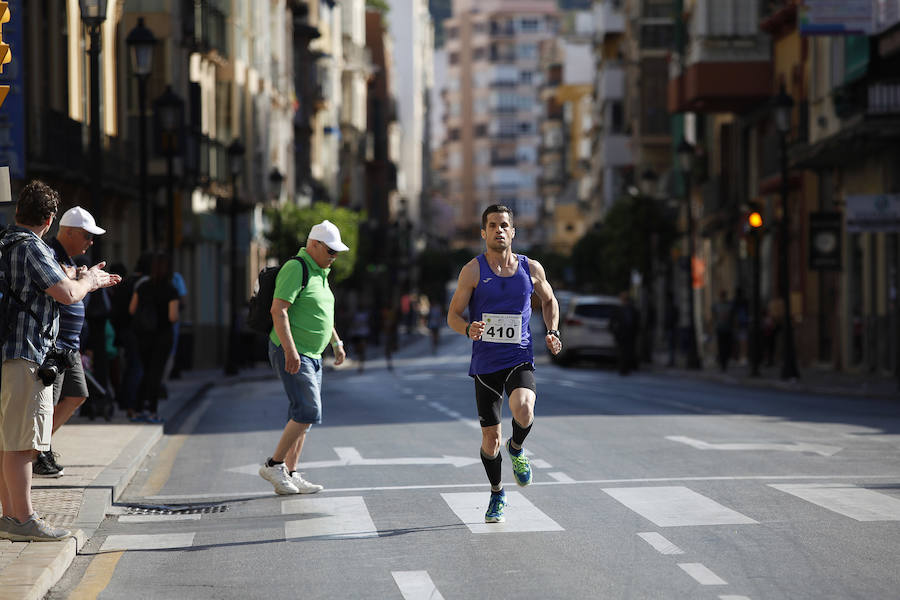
[{"x1": 551, "y1": 294, "x2": 622, "y2": 365}]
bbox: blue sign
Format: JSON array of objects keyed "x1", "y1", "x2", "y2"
[{"x1": 0, "y1": 0, "x2": 24, "y2": 180}]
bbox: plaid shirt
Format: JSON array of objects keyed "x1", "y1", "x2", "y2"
[{"x1": 1, "y1": 226, "x2": 66, "y2": 365}]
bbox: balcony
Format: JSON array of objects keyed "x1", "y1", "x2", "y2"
[
  {"x1": 668, "y1": 0, "x2": 771, "y2": 113},
  {"x1": 594, "y1": 1, "x2": 625, "y2": 39},
  {"x1": 597, "y1": 63, "x2": 624, "y2": 102}
]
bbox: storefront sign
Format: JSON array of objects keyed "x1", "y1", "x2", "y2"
[
  {"x1": 846, "y1": 194, "x2": 900, "y2": 232},
  {"x1": 809, "y1": 212, "x2": 842, "y2": 270},
  {"x1": 800, "y1": 0, "x2": 874, "y2": 35}
]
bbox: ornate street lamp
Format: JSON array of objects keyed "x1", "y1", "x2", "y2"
[
  {"x1": 678, "y1": 137, "x2": 702, "y2": 369},
  {"x1": 225, "y1": 139, "x2": 246, "y2": 375},
  {"x1": 773, "y1": 85, "x2": 800, "y2": 380},
  {"x1": 79, "y1": 0, "x2": 108, "y2": 262},
  {"x1": 126, "y1": 17, "x2": 156, "y2": 251},
  {"x1": 153, "y1": 85, "x2": 184, "y2": 258}
]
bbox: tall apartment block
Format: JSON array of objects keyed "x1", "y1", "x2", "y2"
[{"x1": 442, "y1": 0, "x2": 559, "y2": 247}]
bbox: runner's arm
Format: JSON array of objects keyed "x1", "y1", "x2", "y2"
[
  {"x1": 529, "y1": 258, "x2": 562, "y2": 355},
  {"x1": 447, "y1": 259, "x2": 483, "y2": 339}
]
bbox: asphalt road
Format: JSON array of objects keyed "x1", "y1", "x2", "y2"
[{"x1": 49, "y1": 333, "x2": 900, "y2": 599}]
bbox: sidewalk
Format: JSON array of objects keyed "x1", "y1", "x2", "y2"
[
  {"x1": 0, "y1": 366, "x2": 271, "y2": 600},
  {"x1": 646, "y1": 353, "x2": 899, "y2": 400}
]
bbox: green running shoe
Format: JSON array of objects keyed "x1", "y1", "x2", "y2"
[
  {"x1": 506, "y1": 438, "x2": 532, "y2": 486},
  {"x1": 485, "y1": 489, "x2": 507, "y2": 523}
]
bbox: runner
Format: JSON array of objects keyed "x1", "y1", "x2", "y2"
[{"x1": 447, "y1": 204, "x2": 562, "y2": 523}]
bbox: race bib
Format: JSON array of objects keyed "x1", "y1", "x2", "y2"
[{"x1": 481, "y1": 313, "x2": 522, "y2": 344}]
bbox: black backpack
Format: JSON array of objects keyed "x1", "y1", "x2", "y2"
[
  {"x1": 246, "y1": 256, "x2": 308, "y2": 335},
  {"x1": 0, "y1": 230, "x2": 45, "y2": 346}
]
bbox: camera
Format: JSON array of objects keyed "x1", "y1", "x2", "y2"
[{"x1": 37, "y1": 347, "x2": 79, "y2": 386}]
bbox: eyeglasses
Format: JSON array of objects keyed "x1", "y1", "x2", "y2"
[
  {"x1": 320, "y1": 241, "x2": 338, "y2": 256},
  {"x1": 82, "y1": 231, "x2": 94, "y2": 241}
]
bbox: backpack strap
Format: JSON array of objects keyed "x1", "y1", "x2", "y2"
[
  {"x1": 0, "y1": 234, "x2": 55, "y2": 339},
  {"x1": 285, "y1": 255, "x2": 308, "y2": 294}
]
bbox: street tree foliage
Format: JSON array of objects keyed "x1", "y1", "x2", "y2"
[
  {"x1": 571, "y1": 195, "x2": 676, "y2": 294},
  {"x1": 366, "y1": 0, "x2": 390, "y2": 13},
  {"x1": 264, "y1": 203, "x2": 363, "y2": 282}
]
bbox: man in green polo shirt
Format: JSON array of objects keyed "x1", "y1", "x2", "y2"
[{"x1": 259, "y1": 220, "x2": 348, "y2": 495}]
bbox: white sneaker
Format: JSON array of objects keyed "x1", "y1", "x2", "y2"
[
  {"x1": 290, "y1": 472, "x2": 324, "y2": 494},
  {"x1": 259, "y1": 462, "x2": 300, "y2": 495}
]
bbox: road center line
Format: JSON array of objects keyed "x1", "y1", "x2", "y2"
[
  {"x1": 637, "y1": 532, "x2": 684, "y2": 555},
  {"x1": 678, "y1": 563, "x2": 728, "y2": 585}
]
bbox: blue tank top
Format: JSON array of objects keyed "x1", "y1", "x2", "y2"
[{"x1": 468, "y1": 253, "x2": 534, "y2": 375}]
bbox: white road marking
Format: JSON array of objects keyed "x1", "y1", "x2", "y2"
[
  {"x1": 548, "y1": 472, "x2": 575, "y2": 483},
  {"x1": 667, "y1": 435, "x2": 842, "y2": 457},
  {"x1": 603, "y1": 486, "x2": 757, "y2": 527},
  {"x1": 531, "y1": 459, "x2": 553, "y2": 469},
  {"x1": 678, "y1": 563, "x2": 728, "y2": 585},
  {"x1": 282, "y1": 496, "x2": 378, "y2": 539},
  {"x1": 414, "y1": 394, "x2": 427, "y2": 400},
  {"x1": 99, "y1": 533, "x2": 195, "y2": 552},
  {"x1": 334, "y1": 446, "x2": 363, "y2": 461},
  {"x1": 118, "y1": 514, "x2": 201, "y2": 523},
  {"x1": 228, "y1": 449, "x2": 481, "y2": 474},
  {"x1": 769, "y1": 483, "x2": 900, "y2": 521},
  {"x1": 637, "y1": 532, "x2": 684, "y2": 555},
  {"x1": 719, "y1": 596, "x2": 752, "y2": 600},
  {"x1": 392, "y1": 571, "x2": 446, "y2": 600},
  {"x1": 146, "y1": 474, "x2": 900, "y2": 501},
  {"x1": 441, "y1": 491, "x2": 564, "y2": 533}
]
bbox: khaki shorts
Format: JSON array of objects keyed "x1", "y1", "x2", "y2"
[{"x1": 0, "y1": 359, "x2": 53, "y2": 452}]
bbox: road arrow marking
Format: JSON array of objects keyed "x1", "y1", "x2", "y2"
[{"x1": 666, "y1": 435, "x2": 842, "y2": 456}]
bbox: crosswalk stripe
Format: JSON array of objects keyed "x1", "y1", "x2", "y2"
[
  {"x1": 99, "y1": 533, "x2": 196, "y2": 552},
  {"x1": 603, "y1": 486, "x2": 758, "y2": 527},
  {"x1": 441, "y1": 491, "x2": 564, "y2": 533},
  {"x1": 282, "y1": 496, "x2": 378, "y2": 539},
  {"x1": 392, "y1": 571, "x2": 446, "y2": 600},
  {"x1": 678, "y1": 563, "x2": 728, "y2": 585},
  {"x1": 769, "y1": 483, "x2": 900, "y2": 521}
]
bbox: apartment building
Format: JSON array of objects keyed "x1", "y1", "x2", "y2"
[{"x1": 441, "y1": 0, "x2": 558, "y2": 248}]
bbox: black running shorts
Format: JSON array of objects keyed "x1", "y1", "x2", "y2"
[{"x1": 472, "y1": 363, "x2": 536, "y2": 427}]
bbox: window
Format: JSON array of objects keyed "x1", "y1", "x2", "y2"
[
  {"x1": 519, "y1": 18, "x2": 540, "y2": 32},
  {"x1": 449, "y1": 52, "x2": 459, "y2": 65},
  {"x1": 446, "y1": 26, "x2": 458, "y2": 39},
  {"x1": 449, "y1": 128, "x2": 461, "y2": 141},
  {"x1": 640, "y1": 24, "x2": 674, "y2": 49},
  {"x1": 518, "y1": 121, "x2": 533, "y2": 134},
  {"x1": 474, "y1": 47, "x2": 486, "y2": 60},
  {"x1": 520, "y1": 70, "x2": 533, "y2": 84},
  {"x1": 517, "y1": 43, "x2": 538, "y2": 60},
  {"x1": 610, "y1": 101, "x2": 624, "y2": 134},
  {"x1": 475, "y1": 123, "x2": 488, "y2": 137}
]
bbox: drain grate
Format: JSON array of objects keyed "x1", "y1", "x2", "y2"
[{"x1": 120, "y1": 503, "x2": 229, "y2": 516}]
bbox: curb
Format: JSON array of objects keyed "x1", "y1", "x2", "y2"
[{"x1": 0, "y1": 379, "x2": 214, "y2": 600}]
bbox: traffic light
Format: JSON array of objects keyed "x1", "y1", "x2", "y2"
[
  {"x1": 748, "y1": 211, "x2": 763, "y2": 229},
  {"x1": 0, "y1": 1, "x2": 10, "y2": 109}
]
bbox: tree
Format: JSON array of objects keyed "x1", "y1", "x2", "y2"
[{"x1": 264, "y1": 203, "x2": 363, "y2": 282}]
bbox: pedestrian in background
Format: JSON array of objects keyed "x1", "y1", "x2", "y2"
[
  {"x1": 712, "y1": 290, "x2": 735, "y2": 372},
  {"x1": 0, "y1": 181, "x2": 120, "y2": 542},
  {"x1": 349, "y1": 305, "x2": 370, "y2": 373},
  {"x1": 612, "y1": 291, "x2": 639, "y2": 375},
  {"x1": 664, "y1": 291, "x2": 679, "y2": 367},
  {"x1": 128, "y1": 252, "x2": 179, "y2": 423},
  {"x1": 34, "y1": 206, "x2": 109, "y2": 478},
  {"x1": 258, "y1": 220, "x2": 347, "y2": 495},
  {"x1": 427, "y1": 301, "x2": 443, "y2": 355},
  {"x1": 165, "y1": 270, "x2": 188, "y2": 380},
  {"x1": 112, "y1": 252, "x2": 152, "y2": 416},
  {"x1": 447, "y1": 204, "x2": 562, "y2": 524}
]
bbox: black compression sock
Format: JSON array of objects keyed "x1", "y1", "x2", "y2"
[
  {"x1": 266, "y1": 458, "x2": 284, "y2": 468},
  {"x1": 480, "y1": 449, "x2": 502, "y2": 488},
  {"x1": 511, "y1": 418, "x2": 533, "y2": 448}
]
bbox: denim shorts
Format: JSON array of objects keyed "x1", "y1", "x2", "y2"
[{"x1": 268, "y1": 340, "x2": 322, "y2": 424}]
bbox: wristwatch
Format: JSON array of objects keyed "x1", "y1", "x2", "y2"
[{"x1": 547, "y1": 329, "x2": 560, "y2": 339}]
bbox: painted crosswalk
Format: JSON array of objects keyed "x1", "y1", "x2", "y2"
[
  {"x1": 441, "y1": 491, "x2": 564, "y2": 533},
  {"x1": 282, "y1": 495, "x2": 379, "y2": 539},
  {"x1": 769, "y1": 483, "x2": 900, "y2": 521},
  {"x1": 603, "y1": 486, "x2": 758, "y2": 527}
]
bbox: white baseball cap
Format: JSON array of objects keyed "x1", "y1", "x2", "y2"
[
  {"x1": 308, "y1": 220, "x2": 349, "y2": 251},
  {"x1": 59, "y1": 206, "x2": 106, "y2": 235}
]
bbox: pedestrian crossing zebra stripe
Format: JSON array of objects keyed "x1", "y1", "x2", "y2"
[
  {"x1": 603, "y1": 486, "x2": 758, "y2": 527},
  {"x1": 441, "y1": 491, "x2": 565, "y2": 533},
  {"x1": 769, "y1": 482, "x2": 900, "y2": 521},
  {"x1": 392, "y1": 571, "x2": 446, "y2": 600},
  {"x1": 282, "y1": 495, "x2": 379, "y2": 539},
  {"x1": 99, "y1": 533, "x2": 196, "y2": 552}
]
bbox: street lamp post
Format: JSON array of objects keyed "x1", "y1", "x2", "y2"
[
  {"x1": 748, "y1": 211, "x2": 763, "y2": 376},
  {"x1": 225, "y1": 140, "x2": 245, "y2": 375},
  {"x1": 678, "y1": 138, "x2": 702, "y2": 369},
  {"x1": 126, "y1": 18, "x2": 156, "y2": 252},
  {"x1": 79, "y1": 0, "x2": 108, "y2": 263},
  {"x1": 773, "y1": 85, "x2": 800, "y2": 380},
  {"x1": 153, "y1": 85, "x2": 184, "y2": 259}
]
